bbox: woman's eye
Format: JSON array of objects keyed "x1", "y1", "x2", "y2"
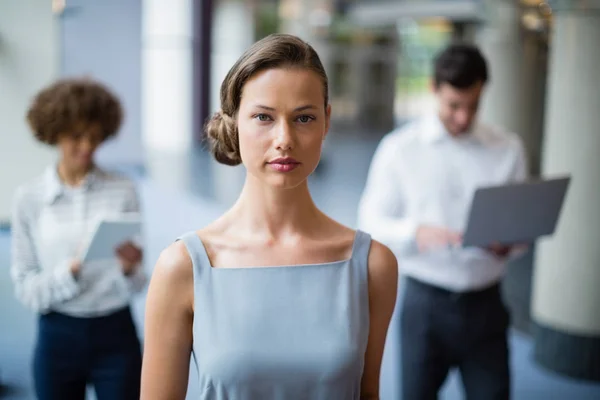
[
  {"x1": 255, "y1": 114, "x2": 271, "y2": 122},
  {"x1": 297, "y1": 115, "x2": 315, "y2": 124}
]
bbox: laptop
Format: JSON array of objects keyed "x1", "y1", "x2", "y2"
[{"x1": 462, "y1": 176, "x2": 571, "y2": 248}]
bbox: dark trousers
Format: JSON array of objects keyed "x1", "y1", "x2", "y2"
[
  {"x1": 34, "y1": 307, "x2": 142, "y2": 400},
  {"x1": 401, "y1": 277, "x2": 511, "y2": 400}
]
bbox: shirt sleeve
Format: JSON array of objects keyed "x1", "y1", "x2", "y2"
[
  {"x1": 357, "y1": 134, "x2": 420, "y2": 258},
  {"x1": 10, "y1": 188, "x2": 80, "y2": 313},
  {"x1": 122, "y1": 180, "x2": 147, "y2": 293}
]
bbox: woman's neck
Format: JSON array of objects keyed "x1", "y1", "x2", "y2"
[
  {"x1": 229, "y1": 175, "x2": 323, "y2": 239},
  {"x1": 57, "y1": 161, "x2": 93, "y2": 187}
]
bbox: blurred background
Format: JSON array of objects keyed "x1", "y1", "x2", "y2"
[{"x1": 1, "y1": 0, "x2": 599, "y2": 398}]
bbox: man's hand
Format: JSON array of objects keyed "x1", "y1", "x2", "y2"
[
  {"x1": 486, "y1": 242, "x2": 512, "y2": 258},
  {"x1": 115, "y1": 241, "x2": 143, "y2": 276},
  {"x1": 69, "y1": 259, "x2": 82, "y2": 278},
  {"x1": 486, "y1": 242, "x2": 530, "y2": 259},
  {"x1": 416, "y1": 225, "x2": 462, "y2": 253}
]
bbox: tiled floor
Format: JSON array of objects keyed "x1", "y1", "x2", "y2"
[{"x1": 1, "y1": 134, "x2": 599, "y2": 399}]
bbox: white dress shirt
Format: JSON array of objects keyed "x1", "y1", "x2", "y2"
[
  {"x1": 358, "y1": 115, "x2": 528, "y2": 292},
  {"x1": 10, "y1": 165, "x2": 146, "y2": 317}
]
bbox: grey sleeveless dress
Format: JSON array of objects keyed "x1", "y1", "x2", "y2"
[{"x1": 177, "y1": 230, "x2": 372, "y2": 400}]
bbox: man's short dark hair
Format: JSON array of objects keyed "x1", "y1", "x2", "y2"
[{"x1": 433, "y1": 43, "x2": 489, "y2": 89}]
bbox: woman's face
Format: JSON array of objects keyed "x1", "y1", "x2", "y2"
[
  {"x1": 57, "y1": 121, "x2": 103, "y2": 171},
  {"x1": 237, "y1": 67, "x2": 330, "y2": 190}
]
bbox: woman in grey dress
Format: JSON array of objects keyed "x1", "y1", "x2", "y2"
[{"x1": 141, "y1": 33, "x2": 398, "y2": 400}]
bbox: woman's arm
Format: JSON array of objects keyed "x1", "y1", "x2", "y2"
[
  {"x1": 360, "y1": 240, "x2": 399, "y2": 399},
  {"x1": 10, "y1": 187, "x2": 81, "y2": 313},
  {"x1": 141, "y1": 241, "x2": 195, "y2": 400}
]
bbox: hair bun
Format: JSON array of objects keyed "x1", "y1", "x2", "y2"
[{"x1": 205, "y1": 111, "x2": 241, "y2": 166}]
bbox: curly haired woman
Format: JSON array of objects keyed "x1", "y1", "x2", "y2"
[{"x1": 11, "y1": 77, "x2": 145, "y2": 400}]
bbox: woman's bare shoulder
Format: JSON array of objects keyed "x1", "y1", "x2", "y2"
[
  {"x1": 366, "y1": 239, "x2": 398, "y2": 284},
  {"x1": 152, "y1": 240, "x2": 194, "y2": 286}
]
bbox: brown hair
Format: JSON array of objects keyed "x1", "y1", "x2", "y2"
[
  {"x1": 205, "y1": 33, "x2": 329, "y2": 166},
  {"x1": 26, "y1": 77, "x2": 123, "y2": 145}
]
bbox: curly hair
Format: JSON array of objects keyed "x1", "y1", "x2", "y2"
[{"x1": 26, "y1": 77, "x2": 123, "y2": 145}]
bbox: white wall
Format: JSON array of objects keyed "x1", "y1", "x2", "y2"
[{"x1": 0, "y1": 1, "x2": 59, "y2": 223}]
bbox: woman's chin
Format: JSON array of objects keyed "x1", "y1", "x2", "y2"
[{"x1": 261, "y1": 172, "x2": 308, "y2": 191}]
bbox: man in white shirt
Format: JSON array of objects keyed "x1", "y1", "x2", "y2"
[{"x1": 358, "y1": 44, "x2": 528, "y2": 399}]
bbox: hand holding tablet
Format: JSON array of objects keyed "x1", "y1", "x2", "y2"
[{"x1": 80, "y1": 214, "x2": 142, "y2": 264}]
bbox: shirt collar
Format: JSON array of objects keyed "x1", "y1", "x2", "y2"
[
  {"x1": 44, "y1": 164, "x2": 100, "y2": 204},
  {"x1": 422, "y1": 114, "x2": 486, "y2": 145}
]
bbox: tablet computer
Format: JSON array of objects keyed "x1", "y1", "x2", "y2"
[
  {"x1": 462, "y1": 176, "x2": 571, "y2": 248},
  {"x1": 81, "y1": 215, "x2": 142, "y2": 263}
]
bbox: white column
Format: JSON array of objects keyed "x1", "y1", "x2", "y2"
[
  {"x1": 476, "y1": 0, "x2": 528, "y2": 136},
  {"x1": 141, "y1": 0, "x2": 193, "y2": 153},
  {"x1": 531, "y1": 0, "x2": 600, "y2": 381},
  {"x1": 141, "y1": 0, "x2": 193, "y2": 192},
  {"x1": 209, "y1": 0, "x2": 255, "y2": 206},
  {"x1": 476, "y1": 1, "x2": 549, "y2": 175},
  {"x1": 476, "y1": 0, "x2": 548, "y2": 173},
  {"x1": 210, "y1": 1, "x2": 255, "y2": 114}
]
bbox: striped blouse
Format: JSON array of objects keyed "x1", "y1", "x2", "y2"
[{"x1": 10, "y1": 164, "x2": 146, "y2": 317}]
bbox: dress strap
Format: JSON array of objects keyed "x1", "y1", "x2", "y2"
[
  {"x1": 176, "y1": 231, "x2": 212, "y2": 280},
  {"x1": 351, "y1": 230, "x2": 372, "y2": 279}
]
